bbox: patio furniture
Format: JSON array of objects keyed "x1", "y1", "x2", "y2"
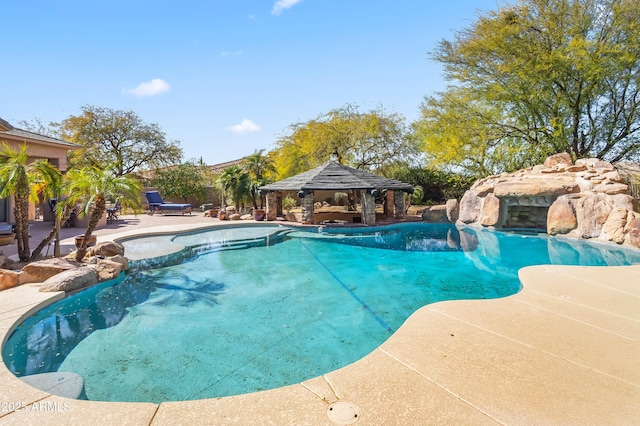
[
  {"x1": 144, "y1": 191, "x2": 192, "y2": 215},
  {"x1": 106, "y1": 199, "x2": 122, "y2": 224}
]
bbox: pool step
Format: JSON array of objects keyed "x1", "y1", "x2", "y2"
[{"x1": 189, "y1": 229, "x2": 292, "y2": 256}]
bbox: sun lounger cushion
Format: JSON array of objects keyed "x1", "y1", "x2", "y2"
[{"x1": 144, "y1": 191, "x2": 192, "y2": 215}]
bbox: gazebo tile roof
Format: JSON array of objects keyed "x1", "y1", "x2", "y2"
[{"x1": 259, "y1": 161, "x2": 413, "y2": 192}]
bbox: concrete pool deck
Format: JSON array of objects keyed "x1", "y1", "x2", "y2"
[{"x1": 0, "y1": 215, "x2": 639, "y2": 425}]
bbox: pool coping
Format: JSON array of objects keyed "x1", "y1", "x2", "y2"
[{"x1": 1, "y1": 222, "x2": 639, "y2": 425}]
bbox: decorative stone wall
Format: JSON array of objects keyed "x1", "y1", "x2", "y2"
[{"x1": 424, "y1": 153, "x2": 640, "y2": 249}]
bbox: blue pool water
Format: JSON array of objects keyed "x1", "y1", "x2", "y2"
[{"x1": 4, "y1": 223, "x2": 640, "y2": 403}]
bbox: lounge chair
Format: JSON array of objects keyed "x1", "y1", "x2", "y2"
[{"x1": 144, "y1": 191, "x2": 192, "y2": 216}]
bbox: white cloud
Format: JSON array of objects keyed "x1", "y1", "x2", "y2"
[
  {"x1": 125, "y1": 78, "x2": 170, "y2": 97},
  {"x1": 271, "y1": 0, "x2": 302, "y2": 15},
  {"x1": 227, "y1": 119, "x2": 261, "y2": 134}
]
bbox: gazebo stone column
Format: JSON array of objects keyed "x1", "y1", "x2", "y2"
[
  {"x1": 301, "y1": 193, "x2": 314, "y2": 224},
  {"x1": 393, "y1": 190, "x2": 405, "y2": 218},
  {"x1": 361, "y1": 190, "x2": 376, "y2": 225},
  {"x1": 265, "y1": 192, "x2": 278, "y2": 221},
  {"x1": 385, "y1": 190, "x2": 395, "y2": 218}
]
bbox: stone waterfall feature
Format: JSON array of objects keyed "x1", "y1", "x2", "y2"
[{"x1": 423, "y1": 153, "x2": 640, "y2": 250}]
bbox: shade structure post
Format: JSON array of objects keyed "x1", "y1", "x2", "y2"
[
  {"x1": 265, "y1": 192, "x2": 278, "y2": 221},
  {"x1": 393, "y1": 190, "x2": 405, "y2": 218},
  {"x1": 385, "y1": 190, "x2": 395, "y2": 217},
  {"x1": 361, "y1": 190, "x2": 376, "y2": 225},
  {"x1": 301, "y1": 192, "x2": 314, "y2": 224}
]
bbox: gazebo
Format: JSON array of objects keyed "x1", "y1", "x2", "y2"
[{"x1": 258, "y1": 161, "x2": 414, "y2": 225}]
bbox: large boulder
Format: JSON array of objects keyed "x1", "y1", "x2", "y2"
[
  {"x1": 19, "y1": 258, "x2": 80, "y2": 285},
  {"x1": 39, "y1": 267, "x2": 99, "y2": 293},
  {"x1": 576, "y1": 194, "x2": 612, "y2": 239},
  {"x1": 458, "y1": 190, "x2": 482, "y2": 224},
  {"x1": 89, "y1": 258, "x2": 124, "y2": 281},
  {"x1": 480, "y1": 193, "x2": 502, "y2": 227},
  {"x1": 547, "y1": 196, "x2": 578, "y2": 235},
  {"x1": 600, "y1": 208, "x2": 633, "y2": 244},
  {"x1": 445, "y1": 199, "x2": 459, "y2": 223},
  {"x1": 544, "y1": 152, "x2": 573, "y2": 168},
  {"x1": 0, "y1": 269, "x2": 21, "y2": 291},
  {"x1": 88, "y1": 241, "x2": 125, "y2": 257},
  {"x1": 626, "y1": 218, "x2": 640, "y2": 249}
]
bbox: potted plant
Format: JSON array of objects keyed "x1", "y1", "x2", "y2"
[
  {"x1": 74, "y1": 235, "x2": 97, "y2": 248},
  {"x1": 252, "y1": 208, "x2": 266, "y2": 221},
  {"x1": 0, "y1": 233, "x2": 15, "y2": 246},
  {"x1": 282, "y1": 195, "x2": 298, "y2": 222}
]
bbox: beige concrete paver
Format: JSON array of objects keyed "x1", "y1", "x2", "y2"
[
  {"x1": 323, "y1": 349, "x2": 500, "y2": 425},
  {"x1": 152, "y1": 384, "x2": 329, "y2": 426},
  {"x1": 380, "y1": 305, "x2": 640, "y2": 425},
  {"x1": 518, "y1": 266, "x2": 640, "y2": 319},
  {"x1": 0, "y1": 396, "x2": 158, "y2": 426},
  {"x1": 0, "y1": 365, "x2": 50, "y2": 420},
  {"x1": 538, "y1": 264, "x2": 640, "y2": 295},
  {"x1": 516, "y1": 290, "x2": 640, "y2": 340},
  {"x1": 427, "y1": 297, "x2": 640, "y2": 385}
]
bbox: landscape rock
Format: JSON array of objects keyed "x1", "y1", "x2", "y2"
[
  {"x1": 600, "y1": 208, "x2": 631, "y2": 244},
  {"x1": 458, "y1": 190, "x2": 482, "y2": 224},
  {"x1": 39, "y1": 267, "x2": 99, "y2": 293},
  {"x1": 626, "y1": 218, "x2": 640, "y2": 249},
  {"x1": 0, "y1": 269, "x2": 21, "y2": 291},
  {"x1": 544, "y1": 152, "x2": 573, "y2": 168},
  {"x1": 422, "y1": 205, "x2": 448, "y2": 222},
  {"x1": 89, "y1": 259, "x2": 124, "y2": 281},
  {"x1": 592, "y1": 182, "x2": 629, "y2": 195},
  {"x1": 493, "y1": 180, "x2": 579, "y2": 198},
  {"x1": 228, "y1": 213, "x2": 242, "y2": 221},
  {"x1": 547, "y1": 196, "x2": 578, "y2": 235},
  {"x1": 445, "y1": 199, "x2": 459, "y2": 223},
  {"x1": 576, "y1": 194, "x2": 612, "y2": 239},
  {"x1": 88, "y1": 241, "x2": 125, "y2": 257},
  {"x1": 106, "y1": 254, "x2": 129, "y2": 270},
  {"x1": 19, "y1": 258, "x2": 80, "y2": 285},
  {"x1": 480, "y1": 193, "x2": 502, "y2": 227},
  {"x1": 440, "y1": 152, "x2": 639, "y2": 249}
]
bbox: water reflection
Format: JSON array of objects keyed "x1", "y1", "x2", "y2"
[
  {"x1": 317, "y1": 224, "x2": 472, "y2": 252},
  {"x1": 4, "y1": 271, "x2": 225, "y2": 376}
]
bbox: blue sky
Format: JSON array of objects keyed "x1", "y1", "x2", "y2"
[{"x1": 3, "y1": 0, "x2": 499, "y2": 165}]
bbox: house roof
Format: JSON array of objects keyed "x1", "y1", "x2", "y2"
[
  {"x1": 209, "y1": 157, "x2": 246, "y2": 174},
  {"x1": 0, "y1": 117, "x2": 80, "y2": 149},
  {"x1": 259, "y1": 161, "x2": 414, "y2": 192}
]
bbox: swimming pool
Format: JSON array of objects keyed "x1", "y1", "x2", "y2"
[{"x1": 4, "y1": 223, "x2": 640, "y2": 403}]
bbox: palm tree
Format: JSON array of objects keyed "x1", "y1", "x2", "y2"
[
  {"x1": 0, "y1": 143, "x2": 61, "y2": 262},
  {"x1": 64, "y1": 167, "x2": 141, "y2": 261},
  {"x1": 217, "y1": 165, "x2": 250, "y2": 212},
  {"x1": 29, "y1": 193, "x2": 77, "y2": 260},
  {"x1": 243, "y1": 150, "x2": 275, "y2": 209}
]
